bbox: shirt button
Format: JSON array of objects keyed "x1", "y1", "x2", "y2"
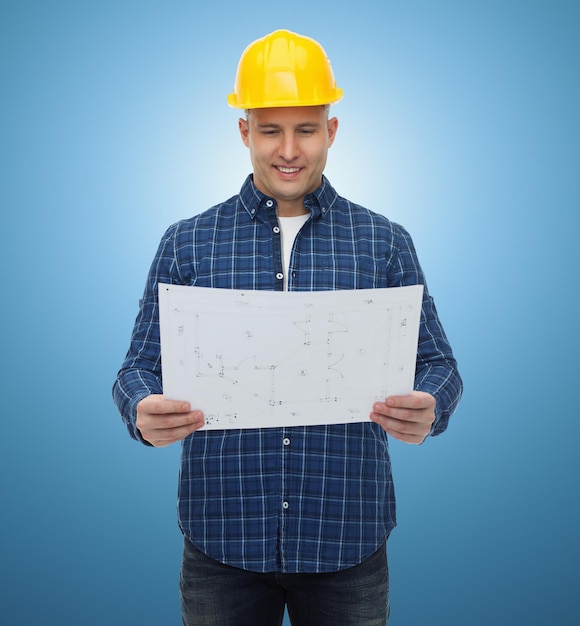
[
  {"x1": 273, "y1": 226, "x2": 280, "y2": 234},
  {"x1": 282, "y1": 501, "x2": 289, "y2": 509},
  {"x1": 283, "y1": 438, "x2": 290, "y2": 446},
  {"x1": 266, "y1": 200, "x2": 274, "y2": 208},
  {"x1": 276, "y1": 273, "x2": 284, "y2": 280}
]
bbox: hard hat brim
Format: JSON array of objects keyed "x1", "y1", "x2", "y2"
[{"x1": 227, "y1": 89, "x2": 343, "y2": 109}]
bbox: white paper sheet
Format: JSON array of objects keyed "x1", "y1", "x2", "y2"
[{"x1": 158, "y1": 283, "x2": 424, "y2": 430}]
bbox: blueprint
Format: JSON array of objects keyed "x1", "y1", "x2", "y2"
[{"x1": 158, "y1": 283, "x2": 424, "y2": 430}]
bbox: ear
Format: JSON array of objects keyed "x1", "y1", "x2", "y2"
[
  {"x1": 238, "y1": 117, "x2": 250, "y2": 147},
  {"x1": 327, "y1": 117, "x2": 339, "y2": 147}
]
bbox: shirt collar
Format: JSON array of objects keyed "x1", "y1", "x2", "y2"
[{"x1": 238, "y1": 174, "x2": 338, "y2": 220}]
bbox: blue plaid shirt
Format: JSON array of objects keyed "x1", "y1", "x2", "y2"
[{"x1": 113, "y1": 175, "x2": 462, "y2": 573}]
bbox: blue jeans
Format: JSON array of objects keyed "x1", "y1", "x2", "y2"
[{"x1": 180, "y1": 536, "x2": 389, "y2": 626}]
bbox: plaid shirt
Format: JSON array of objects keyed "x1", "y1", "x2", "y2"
[{"x1": 113, "y1": 175, "x2": 462, "y2": 573}]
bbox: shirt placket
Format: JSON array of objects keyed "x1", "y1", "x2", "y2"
[
  {"x1": 262, "y1": 199, "x2": 285, "y2": 291},
  {"x1": 279, "y1": 426, "x2": 291, "y2": 571}
]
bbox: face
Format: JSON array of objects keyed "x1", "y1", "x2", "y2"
[{"x1": 238, "y1": 106, "x2": 338, "y2": 216}]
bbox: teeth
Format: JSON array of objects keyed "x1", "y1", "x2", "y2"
[{"x1": 278, "y1": 167, "x2": 299, "y2": 173}]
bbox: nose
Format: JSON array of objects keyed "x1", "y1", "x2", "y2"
[{"x1": 278, "y1": 131, "x2": 298, "y2": 161}]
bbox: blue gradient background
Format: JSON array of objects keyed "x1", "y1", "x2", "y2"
[{"x1": 2, "y1": 1, "x2": 578, "y2": 624}]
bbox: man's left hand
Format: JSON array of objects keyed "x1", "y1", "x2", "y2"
[{"x1": 370, "y1": 391, "x2": 436, "y2": 444}]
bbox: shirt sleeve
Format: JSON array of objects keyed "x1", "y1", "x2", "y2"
[
  {"x1": 112, "y1": 222, "x2": 184, "y2": 443},
  {"x1": 387, "y1": 224, "x2": 463, "y2": 437}
]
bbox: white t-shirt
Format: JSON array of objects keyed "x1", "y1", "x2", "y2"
[{"x1": 278, "y1": 214, "x2": 310, "y2": 290}]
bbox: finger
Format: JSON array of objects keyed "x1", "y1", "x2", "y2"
[
  {"x1": 372, "y1": 402, "x2": 419, "y2": 423},
  {"x1": 369, "y1": 412, "x2": 428, "y2": 445},
  {"x1": 143, "y1": 414, "x2": 205, "y2": 447},
  {"x1": 139, "y1": 409, "x2": 203, "y2": 431},
  {"x1": 385, "y1": 392, "x2": 434, "y2": 410},
  {"x1": 145, "y1": 398, "x2": 192, "y2": 415},
  {"x1": 370, "y1": 411, "x2": 422, "y2": 434}
]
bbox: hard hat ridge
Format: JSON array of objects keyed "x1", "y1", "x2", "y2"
[{"x1": 227, "y1": 29, "x2": 343, "y2": 109}]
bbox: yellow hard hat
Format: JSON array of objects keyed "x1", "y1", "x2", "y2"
[{"x1": 227, "y1": 29, "x2": 343, "y2": 109}]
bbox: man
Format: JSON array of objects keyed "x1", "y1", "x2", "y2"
[{"x1": 113, "y1": 29, "x2": 462, "y2": 626}]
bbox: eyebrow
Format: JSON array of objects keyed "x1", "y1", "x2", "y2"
[{"x1": 255, "y1": 122, "x2": 322, "y2": 130}]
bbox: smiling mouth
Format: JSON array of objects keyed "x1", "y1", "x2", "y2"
[{"x1": 276, "y1": 166, "x2": 301, "y2": 174}]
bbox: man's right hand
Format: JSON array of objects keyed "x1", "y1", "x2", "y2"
[{"x1": 136, "y1": 395, "x2": 205, "y2": 447}]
